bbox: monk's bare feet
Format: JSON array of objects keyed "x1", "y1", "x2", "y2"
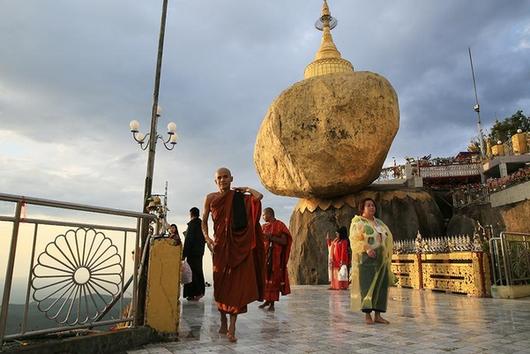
[
  {"x1": 219, "y1": 314, "x2": 228, "y2": 334},
  {"x1": 227, "y1": 314, "x2": 237, "y2": 342},
  {"x1": 227, "y1": 331, "x2": 237, "y2": 343},
  {"x1": 365, "y1": 313, "x2": 374, "y2": 325},
  {"x1": 267, "y1": 304, "x2": 275, "y2": 312},
  {"x1": 258, "y1": 301, "x2": 269, "y2": 309},
  {"x1": 374, "y1": 314, "x2": 389, "y2": 324}
]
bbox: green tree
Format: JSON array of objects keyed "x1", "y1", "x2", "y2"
[
  {"x1": 488, "y1": 110, "x2": 529, "y2": 143},
  {"x1": 467, "y1": 110, "x2": 529, "y2": 150},
  {"x1": 467, "y1": 137, "x2": 481, "y2": 153}
]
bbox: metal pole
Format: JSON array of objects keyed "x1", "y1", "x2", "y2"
[
  {"x1": 469, "y1": 47, "x2": 485, "y2": 158},
  {"x1": 0, "y1": 201, "x2": 23, "y2": 344},
  {"x1": 0, "y1": 192, "x2": 154, "y2": 219},
  {"x1": 468, "y1": 48, "x2": 488, "y2": 185},
  {"x1": 120, "y1": 231, "x2": 127, "y2": 320},
  {"x1": 489, "y1": 238, "x2": 498, "y2": 285},
  {"x1": 21, "y1": 224, "x2": 39, "y2": 334},
  {"x1": 136, "y1": 0, "x2": 169, "y2": 325},
  {"x1": 132, "y1": 218, "x2": 141, "y2": 326},
  {"x1": 499, "y1": 232, "x2": 510, "y2": 285}
]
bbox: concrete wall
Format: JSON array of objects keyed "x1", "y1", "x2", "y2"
[{"x1": 490, "y1": 180, "x2": 530, "y2": 207}]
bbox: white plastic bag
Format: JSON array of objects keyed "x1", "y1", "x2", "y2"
[
  {"x1": 338, "y1": 264, "x2": 348, "y2": 281},
  {"x1": 181, "y1": 260, "x2": 192, "y2": 284}
]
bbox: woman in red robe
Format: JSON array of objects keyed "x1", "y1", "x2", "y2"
[
  {"x1": 327, "y1": 226, "x2": 350, "y2": 290},
  {"x1": 259, "y1": 207, "x2": 292, "y2": 312}
]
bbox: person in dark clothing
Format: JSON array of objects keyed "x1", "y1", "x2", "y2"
[{"x1": 183, "y1": 207, "x2": 206, "y2": 301}]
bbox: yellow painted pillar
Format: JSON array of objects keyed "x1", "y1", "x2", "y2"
[
  {"x1": 512, "y1": 131, "x2": 528, "y2": 155},
  {"x1": 491, "y1": 142, "x2": 505, "y2": 156},
  {"x1": 145, "y1": 238, "x2": 181, "y2": 335},
  {"x1": 485, "y1": 138, "x2": 492, "y2": 159}
]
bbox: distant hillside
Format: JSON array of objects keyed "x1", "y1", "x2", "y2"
[{"x1": 0, "y1": 278, "x2": 31, "y2": 304}]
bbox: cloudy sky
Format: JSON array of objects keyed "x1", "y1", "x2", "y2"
[{"x1": 1, "y1": 0, "x2": 530, "y2": 227}]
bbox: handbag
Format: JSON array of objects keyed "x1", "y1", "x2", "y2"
[
  {"x1": 338, "y1": 264, "x2": 348, "y2": 281},
  {"x1": 181, "y1": 260, "x2": 192, "y2": 284}
]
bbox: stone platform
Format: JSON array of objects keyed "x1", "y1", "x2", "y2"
[{"x1": 128, "y1": 286, "x2": 530, "y2": 354}]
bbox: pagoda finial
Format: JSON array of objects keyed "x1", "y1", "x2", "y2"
[
  {"x1": 322, "y1": 0, "x2": 331, "y2": 17},
  {"x1": 315, "y1": 0, "x2": 340, "y2": 60},
  {"x1": 304, "y1": 0, "x2": 353, "y2": 79}
]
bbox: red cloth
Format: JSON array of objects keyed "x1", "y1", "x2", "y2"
[
  {"x1": 327, "y1": 239, "x2": 350, "y2": 290},
  {"x1": 330, "y1": 267, "x2": 349, "y2": 290},
  {"x1": 210, "y1": 190, "x2": 265, "y2": 314},
  {"x1": 262, "y1": 220, "x2": 292, "y2": 301},
  {"x1": 327, "y1": 239, "x2": 350, "y2": 268}
]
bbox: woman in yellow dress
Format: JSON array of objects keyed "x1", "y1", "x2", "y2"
[{"x1": 349, "y1": 198, "x2": 394, "y2": 325}]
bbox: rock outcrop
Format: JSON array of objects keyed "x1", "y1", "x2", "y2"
[
  {"x1": 254, "y1": 71, "x2": 399, "y2": 199},
  {"x1": 288, "y1": 188, "x2": 444, "y2": 285},
  {"x1": 449, "y1": 198, "x2": 530, "y2": 235},
  {"x1": 498, "y1": 199, "x2": 530, "y2": 233}
]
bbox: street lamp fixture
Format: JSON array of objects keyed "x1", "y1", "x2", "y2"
[{"x1": 129, "y1": 107, "x2": 178, "y2": 151}]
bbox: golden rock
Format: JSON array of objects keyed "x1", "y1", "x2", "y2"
[
  {"x1": 254, "y1": 71, "x2": 399, "y2": 198},
  {"x1": 254, "y1": 1, "x2": 399, "y2": 198}
]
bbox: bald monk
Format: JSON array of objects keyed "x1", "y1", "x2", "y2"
[
  {"x1": 202, "y1": 167, "x2": 265, "y2": 342},
  {"x1": 259, "y1": 207, "x2": 292, "y2": 312}
]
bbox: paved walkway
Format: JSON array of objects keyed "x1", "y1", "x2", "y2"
[{"x1": 128, "y1": 286, "x2": 530, "y2": 354}]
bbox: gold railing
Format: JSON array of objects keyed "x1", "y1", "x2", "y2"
[{"x1": 392, "y1": 232, "x2": 491, "y2": 297}]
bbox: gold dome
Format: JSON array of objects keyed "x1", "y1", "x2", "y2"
[{"x1": 304, "y1": 0, "x2": 353, "y2": 79}]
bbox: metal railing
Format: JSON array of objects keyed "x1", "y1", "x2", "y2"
[
  {"x1": 452, "y1": 185, "x2": 490, "y2": 208},
  {"x1": 419, "y1": 163, "x2": 481, "y2": 178},
  {"x1": 0, "y1": 193, "x2": 155, "y2": 345},
  {"x1": 376, "y1": 161, "x2": 482, "y2": 183},
  {"x1": 376, "y1": 165, "x2": 406, "y2": 181},
  {"x1": 489, "y1": 231, "x2": 530, "y2": 286}
]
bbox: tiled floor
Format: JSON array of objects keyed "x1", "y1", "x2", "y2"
[{"x1": 128, "y1": 286, "x2": 530, "y2": 353}]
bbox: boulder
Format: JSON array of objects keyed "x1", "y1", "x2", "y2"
[
  {"x1": 498, "y1": 199, "x2": 530, "y2": 233},
  {"x1": 254, "y1": 71, "x2": 399, "y2": 199},
  {"x1": 288, "y1": 188, "x2": 444, "y2": 285},
  {"x1": 446, "y1": 214, "x2": 476, "y2": 236},
  {"x1": 452, "y1": 198, "x2": 529, "y2": 235}
]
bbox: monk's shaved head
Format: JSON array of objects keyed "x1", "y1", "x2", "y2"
[
  {"x1": 215, "y1": 167, "x2": 232, "y2": 177},
  {"x1": 214, "y1": 167, "x2": 233, "y2": 192}
]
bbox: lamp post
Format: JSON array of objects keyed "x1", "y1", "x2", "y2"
[
  {"x1": 468, "y1": 47, "x2": 485, "y2": 161},
  {"x1": 468, "y1": 47, "x2": 486, "y2": 184},
  {"x1": 128, "y1": 0, "x2": 175, "y2": 326}
]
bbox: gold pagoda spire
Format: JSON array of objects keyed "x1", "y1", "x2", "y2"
[
  {"x1": 315, "y1": 0, "x2": 341, "y2": 60},
  {"x1": 304, "y1": 0, "x2": 353, "y2": 79}
]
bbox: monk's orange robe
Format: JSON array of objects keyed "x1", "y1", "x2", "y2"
[
  {"x1": 262, "y1": 220, "x2": 292, "y2": 301},
  {"x1": 210, "y1": 190, "x2": 265, "y2": 314}
]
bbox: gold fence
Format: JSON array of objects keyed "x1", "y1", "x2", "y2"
[{"x1": 392, "y1": 233, "x2": 491, "y2": 297}]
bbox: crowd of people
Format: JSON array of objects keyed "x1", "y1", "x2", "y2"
[{"x1": 167, "y1": 167, "x2": 395, "y2": 342}]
